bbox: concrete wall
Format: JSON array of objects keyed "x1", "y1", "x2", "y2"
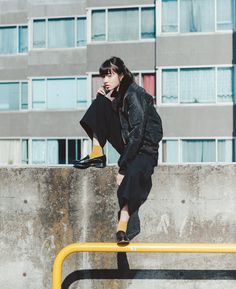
[{"x1": 1, "y1": 165, "x2": 236, "y2": 289}]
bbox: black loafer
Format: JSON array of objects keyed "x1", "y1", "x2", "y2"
[
  {"x1": 73, "y1": 155, "x2": 106, "y2": 169},
  {"x1": 116, "y1": 231, "x2": 130, "y2": 245}
]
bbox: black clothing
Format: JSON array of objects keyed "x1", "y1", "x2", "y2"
[
  {"x1": 111, "y1": 75, "x2": 163, "y2": 174},
  {"x1": 79, "y1": 75, "x2": 163, "y2": 240}
]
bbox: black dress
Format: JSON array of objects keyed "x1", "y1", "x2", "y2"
[{"x1": 80, "y1": 93, "x2": 157, "y2": 239}]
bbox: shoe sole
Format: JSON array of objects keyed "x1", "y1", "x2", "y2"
[
  {"x1": 74, "y1": 163, "x2": 106, "y2": 169},
  {"x1": 117, "y1": 239, "x2": 130, "y2": 245}
]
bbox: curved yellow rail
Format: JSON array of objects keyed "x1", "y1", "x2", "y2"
[{"x1": 53, "y1": 242, "x2": 236, "y2": 289}]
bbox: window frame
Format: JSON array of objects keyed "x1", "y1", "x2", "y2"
[
  {"x1": 0, "y1": 80, "x2": 29, "y2": 112},
  {"x1": 29, "y1": 15, "x2": 87, "y2": 51},
  {"x1": 157, "y1": 64, "x2": 235, "y2": 106},
  {"x1": 29, "y1": 75, "x2": 89, "y2": 111},
  {"x1": 159, "y1": 0, "x2": 236, "y2": 35},
  {"x1": 0, "y1": 24, "x2": 28, "y2": 55},
  {"x1": 88, "y1": 4, "x2": 156, "y2": 44},
  {"x1": 160, "y1": 136, "x2": 236, "y2": 164}
]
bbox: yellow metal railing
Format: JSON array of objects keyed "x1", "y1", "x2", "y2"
[{"x1": 53, "y1": 242, "x2": 236, "y2": 289}]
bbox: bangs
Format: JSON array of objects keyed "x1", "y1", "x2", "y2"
[{"x1": 99, "y1": 60, "x2": 119, "y2": 77}]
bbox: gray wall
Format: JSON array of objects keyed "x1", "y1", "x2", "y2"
[{"x1": 1, "y1": 165, "x2": 236, "y2": 289}]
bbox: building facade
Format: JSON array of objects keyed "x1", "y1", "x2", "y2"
[{"x1": 0, "y1": 0, "x2": 235, "y2": 166}]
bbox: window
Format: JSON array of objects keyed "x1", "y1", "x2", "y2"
[
  {"x1": 217, "y1": 0, "x2": 234, "y2": 30},
  {"x1": 180, "y1": 68, "x2": 215, "y2": 103},
  {"x1": 142, "y1": 73, "x2": 156, "y2": 99},
  {"x1": 0, "y1": 82, "x2": 24, "y2": 111},
  {"x1": 104, "y1": 142, "x2": 120, "y2": 165},
  {"x1": 22, "y1": 139, "x2": 28, "y2": 164},
  {"x1": 217, "y1": 67, "x2": 234, "y2": 102},
  {"x1": 32, "y1": 77, "x2": 87, "y2": 109},
  {"x1": 48, "y1": 18, "x2": 74, "y2": 48},
  {"x1": 161, "y1": 66, "x2": 234, "y2": 104},
  {"x1": 19, "y1": 26, "x2": 28, "y2": 53},
  {"x1": 162, "y1": 0, "x2": 178, "y2": 32},
  {"x1": 33, "y1": 20, "x2": 46, "y2": 48},
  {"x1": 182, "y1": 140, "x2": 216, "y2": 162},
  {"x1": 108, "y1": 8, "x2": 139, "y2": 41},
  {"x1": 21, "y1": 82, "x2": 28, "y2": 109},
  {"x1": 218, "y1": 139, "x2": 236, "y2": 162},
  {"x1": 0, "y1": 25, "x2": 28, "y2": 54},
  {"x1": 33, "y1": 17, "x2": 87, "y2": 49},
  {"x1": 91, "y1": 10, "x2": 106, "y2": 41},
  {"x1": 30, "y1": 138, "x2": 88, "y2": 165},
  {"x1": 162, "y1": 69, "x2": 178, "y2": 103},
  {"x1": 162, "y1": 138, "x2": 236, "y2": 163},
  {"x1": 91, "y1": 6, "x2": 155, "y2": 42},
  {"x1": 77, "y1": 18, "x2": 87, "y2": 46},
  {"x1": 161, "y1": 0, "x2": 235, "y2": 33},
  {"x1": 0, "y1": 140, "x2": 21, "y2": 165},
  {"x1": 162, "y1": 140, "x2": 179, "y2": 163}
]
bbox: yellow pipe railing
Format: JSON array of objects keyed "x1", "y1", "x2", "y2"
[{"x1": 53, "y1": 242, "x2": 236, "y2": 289}]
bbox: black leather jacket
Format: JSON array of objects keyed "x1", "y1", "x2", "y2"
[{"x1": 112, "y1": 77, "x2": 163, "y2": 174}]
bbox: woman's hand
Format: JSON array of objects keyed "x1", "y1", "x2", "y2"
[
  {"x1": 116, "y1": 173, "x2": 124, "y2": 186},
  {"x1": 97, "y1": 86, "x2": 114, "y2": 101}
]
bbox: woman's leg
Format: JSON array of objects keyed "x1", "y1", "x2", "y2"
[
  {"x1": 89, "y1": 135, "x2": 104, "y2": 159},
  {"x1": 117, "y1": 202, "x2": 130, "y2": 232}
]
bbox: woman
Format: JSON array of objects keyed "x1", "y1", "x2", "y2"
[{"x1": 73, "y1": 56, "x2": 163, "y2": 244}]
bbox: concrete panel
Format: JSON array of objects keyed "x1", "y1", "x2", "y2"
[
  {"x1": 87, "y1": 42, "x2": 156, "y2": 72},
  {"x1": 87, "y1": 0, "x2": 154, "y2": 8},
  {"x1": 0, "y1": 0, "x2": 27, "y2": 24},
  {"x1": 0, "y1": 165, "x2": 236, "y2": 289},
  {"x1": 28, "y1": 49, "x2": 87, "y2": 76},
  {"x1": 157, "y1": 34, "x2": 234, "y2": 67},
  {"x1": 28, "y1": 0, "x2": 86, "y2": 17},
  {"x1": 0, "y1": 55, "x2": 28, "y2": 79},
  {"x1": 0, "y1": 110, "x2": 87, "y2": 137},
  {"x1": 158, "y1": 105, "x2": 234, "y2": 137}
]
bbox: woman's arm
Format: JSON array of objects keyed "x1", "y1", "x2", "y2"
[{"x1": 118, "y1": 91, "x2": 148, "y2": 173}]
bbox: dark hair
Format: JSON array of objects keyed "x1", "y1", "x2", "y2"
[{"x1": 99, "y1": 56, "x2": 134, "y2": 81}]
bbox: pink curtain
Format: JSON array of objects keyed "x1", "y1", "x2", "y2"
[{"x1": 143, "y1": 73, "x2": 156, "y2": 96}]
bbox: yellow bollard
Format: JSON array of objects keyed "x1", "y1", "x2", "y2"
[{"x1": 53, "y1": 242, "x2": 236, "y2": 289}]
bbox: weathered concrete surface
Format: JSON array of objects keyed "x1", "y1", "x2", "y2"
[{"x1": 0, "y1": 165, "x2": 236, "y2": 289}]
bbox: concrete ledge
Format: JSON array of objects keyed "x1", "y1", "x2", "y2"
[{"x1": 1, "y1": 165, "x2": 236, "y2": 289}]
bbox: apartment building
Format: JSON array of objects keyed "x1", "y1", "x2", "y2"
[{"x1": 0, "y1": 0, "x2": 235, "y2": 166}]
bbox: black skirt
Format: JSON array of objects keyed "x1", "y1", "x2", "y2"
[{"x1": 80, "y1": 95, "x2": 157, "y2": 238}]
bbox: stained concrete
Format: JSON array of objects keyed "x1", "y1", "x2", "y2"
[{"x1": 0, "y1": 165, "x2": 236, "y2": 289}]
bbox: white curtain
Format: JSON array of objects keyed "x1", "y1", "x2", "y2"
[
  {"x1": 182, "y1": 140, "x2": 216, "y2": 162},
  {"x1": 32, "y1": 140, "x2": 46, "y2": 164},
  {"x1": 0, "y1": 140, "x2": 21, "y2": 165},
  {"x1": 217, "y1": 67, "x2": 234, "y2": 102},
  {"x1": 0, "y1": 27, "x2": 17, "y2": 54},
  {"x1": 92, "y1": 10, "x2": 106, "y2": 41},
  {"x1": 162, "y1": 0, "x2": 178, "y2": 32},
  {"x1": 141, "y1": 7, "x2": 155, "y2": 38},
  {"x1": 180, "y1": 68, "x2": 215, "y2": 103},
  {"x1": 180, "y1": 0, "x2": 215, "y2": 32},
  {"x1": 162, "y1": 69, "x2": 178, "y2": 103},
  {"x1": 218, "y1": 140, "x2": 234, "y2": 162},
  {"x1": 77, "y1": 18, "x2": 87, "y2": 46},
  {"x1": 47, "y1": 140, "x2": 59, "y2": 164},
  {"x1": 77, "y1": 78, "x2": 87, "y2": 108},
  {"x1": 108, "y1": 8, "x2": 139, "y2": 41},
  {"x1": 33, "y1": 20, "x2": 46, "y2": 48},
  {"x1": 217, "y1": 0, "x2": 233, "y2": 30},
  {"x1": 48, "y1": 18, "x2": 74, "y2": 48},
  {"x1": 162, "y1": 140, "x2": 178, "y2": 163},
  {"x1": 19, "y1": 26, "x2": 28, "y2": 53}
]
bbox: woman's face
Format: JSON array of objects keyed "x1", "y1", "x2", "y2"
[{"x1": 102, "y1": 70, "x2": 123, "y2": 91}]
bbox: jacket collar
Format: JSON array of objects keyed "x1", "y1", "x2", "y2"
[{"x1": 111, "y1": 74, "x2": 133, "y2": 112}]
